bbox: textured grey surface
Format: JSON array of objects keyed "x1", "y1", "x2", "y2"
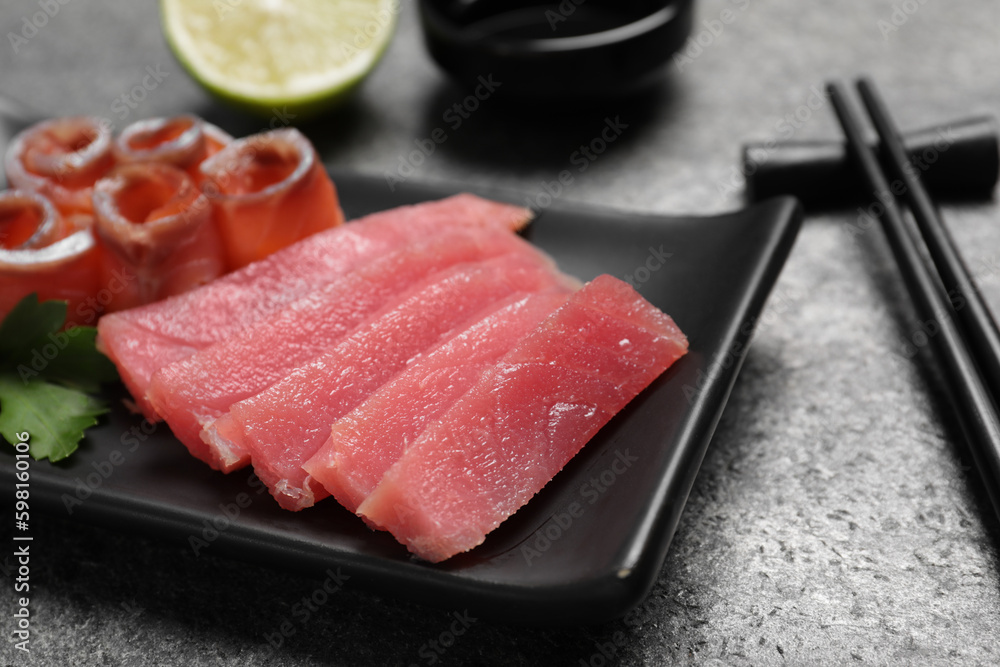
[{"x1": 2, "y1": 1, "x2": 1000, "y2": 665}]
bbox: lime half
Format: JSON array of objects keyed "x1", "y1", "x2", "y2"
[{"x1": 161, "y1": 0, "x2": 398, "y2": 118}]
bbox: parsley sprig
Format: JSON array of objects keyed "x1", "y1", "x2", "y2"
[{"x1": 0, "y1": 294, "x2": 119, "y2": 461}]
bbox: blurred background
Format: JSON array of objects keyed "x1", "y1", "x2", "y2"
[{"x1": 2, "y1": 0, "x2": 1000, "y2": 665}]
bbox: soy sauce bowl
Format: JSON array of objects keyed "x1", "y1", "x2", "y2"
[{"x1": 418, "y1": 0, "x2": 695, "y2": 99}]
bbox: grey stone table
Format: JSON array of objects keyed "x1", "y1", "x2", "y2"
[{"x1": 2, "y1": 1, "x2": 1000, "y2": 665}]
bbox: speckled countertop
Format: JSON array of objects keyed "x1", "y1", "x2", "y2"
[{"x1": 2, "y1": 1, "x2": 1000, "y2": 665}]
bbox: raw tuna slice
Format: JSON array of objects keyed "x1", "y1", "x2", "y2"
[
  {"x1": 147, "y1": 228, "x2": 557, "y2": 473},
  {"x1": 304, "y1": 291, "x2": 571, "y2": 513},
  {"x1": 97, "y1": 194, "x2": 532, "y2": 420},
  {"x1": 225, "y1": 255, "x2": 574, "y2": 511},
  {"x1": 357, "y1": 275, "x2": 689, "y2": 562}
]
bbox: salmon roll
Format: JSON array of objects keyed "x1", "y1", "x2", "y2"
[
  {"x1": 199, "y1": 128, "x2": 344, "y2": 270},
  {"x1": 0, "y1": 190, "x2": 101, "y2": 326},
  {"x1": 4, "y1": 116, "x2": 115, "y2": 218},
  {"x1": 113, "y1": 115, "x2": 232, "y2": 182},
  {"x1": 93, "y1": 163, "x2": 224, "y2": 312}
]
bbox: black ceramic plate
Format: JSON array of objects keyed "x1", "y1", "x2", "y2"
[{"x1": 0, "y1": 173, "x2": 801, "y2": 625}]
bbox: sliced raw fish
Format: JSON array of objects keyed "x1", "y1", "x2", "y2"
[
  {"x1": 199, "y1": 128, "x2": 344, "y2": 270},
  {"x1": 226, "y1": 255, "x2": 571, "y2": 511},
  {"x1": 113, "y1": 115, "x2": 231, "y2": 182},
  {"x1": 357, "y1": 275, "x2": 689, "y2": 562},
  {"x1": 0, "y1": 190, "x2": 101, "y2": 326},
  {"x1": 147, "y1": 228, "x2": 559, "y2": 472},
  {"x1": 304, "y1": 290, "x2": 571, "y2": 513},
  {"x1": 4, "y1": 116, "x2": 114, "y2": 218},
  {"x1": 96, "y1": 194, "x2": 533, "y2": 420},
  {"x1": 92, "y1": 163, "x2": 225, "y2": 312}
]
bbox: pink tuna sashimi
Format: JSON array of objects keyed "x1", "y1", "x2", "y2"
[
  {"x1": 96, "y1": 194, "x2": 533, "y2": 420},
  {"x1": 225, "y1": 256, "x2": 573, "y2": 511},
  {"x1": 357, "y1": 275, "x2": 689, "y2": 563},
  {"x1": 147, "y1": 229, "x2": 560, "y2": 473},
  {"x1": 304, "y1": 290, "x2": 572, "y2": 514}
]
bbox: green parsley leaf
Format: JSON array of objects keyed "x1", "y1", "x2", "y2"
[
  {"x1": 0, "y1": 375, "x2": 107, "y2": 461},
  {"x1": 0, "y1": 293, "x2": 67, "y2": 363},
  {"x1": 0, "y1": 293, "x2": 119, "y2": 461},
  {"x1": 13, "y1": 325, "x2": 119, "y2": 393}
]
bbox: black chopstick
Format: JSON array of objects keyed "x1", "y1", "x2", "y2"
[
  {"x1": 856, "y1": 78, "x2": 1000, "y2": 406},
  {"x1": 826, "y1": 81, "x2": 1000, "y2": 521}
]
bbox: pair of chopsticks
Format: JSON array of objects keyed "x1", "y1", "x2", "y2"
[{"x1": 828, "y1": 79, "x2": 1000, "y2": 521}]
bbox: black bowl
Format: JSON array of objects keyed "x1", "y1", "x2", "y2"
[{"x1": 417, "y1": 0, "x2": 695, "y2": 99}]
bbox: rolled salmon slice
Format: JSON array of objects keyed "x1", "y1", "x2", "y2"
[
  {"x1": 92, "y1": 163, "x2": 225, "y2": 312},
  {"x1": 304, "y1": 290, "x2": 572, "y2": 514},
  {"x1": 147, "y1": 228, "x2": 563, "y2": 473},
  {"x1": 113, "y1": 115, "x2": 232, "y2": 182},
  {"x1": 0, "y1": 190, "x2": 101, "y2": 326},
  {"x1": 4, "y1": 116, "x2": 114, "y2": 218},
  {"x1": 225, "y1": 254, "x2": 573, "y2": 511},
  {"x1": 357, "y1": 275, "x2": 689, "y2": 562},
  {"x1": 200, "y1": 127, "x2": 345, "y2": 270},
  {"x1": 97, "y1": 194, "x2": 533, "y2": 422}
]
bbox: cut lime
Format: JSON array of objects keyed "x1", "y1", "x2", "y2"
[{"x1": 161, "y1": 0, "x2": 398, "y2": 118}]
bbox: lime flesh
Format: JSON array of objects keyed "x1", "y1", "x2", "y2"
[{"x1": 161, "y1": 0, "x2": 398, "y2": 118}]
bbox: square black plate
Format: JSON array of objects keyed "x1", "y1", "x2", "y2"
[{"x1": 0, "y1": 172, "x2": 801, "y2": 625}]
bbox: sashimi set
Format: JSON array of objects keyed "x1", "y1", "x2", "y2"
[{"x1": 2, "y1": 114, "x2": 689, "y2": 563}]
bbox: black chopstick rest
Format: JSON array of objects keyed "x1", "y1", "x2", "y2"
[{"x1": 743, "y1": 115, "x2": 999, "y2": 205}]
